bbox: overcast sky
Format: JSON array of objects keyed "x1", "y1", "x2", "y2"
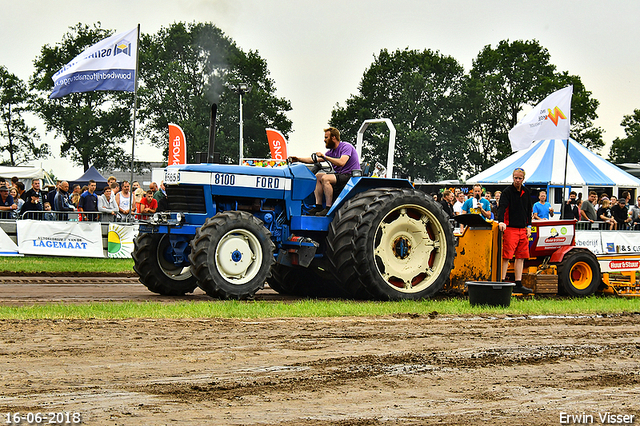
[{"x1": 1, "y1": 0, "x2": 639, "y2": 179}]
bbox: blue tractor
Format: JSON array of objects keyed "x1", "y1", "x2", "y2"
[{"x1": 132, "y1": 119, "x2": 455, "y2": 300}]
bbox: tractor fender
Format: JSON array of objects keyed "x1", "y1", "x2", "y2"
[
  {"x1": 331, "y1": 177, "x2": 414, "y2": 213},
  {"x1": 549, "y1": 246, "x2": 591, "y2": 264}
]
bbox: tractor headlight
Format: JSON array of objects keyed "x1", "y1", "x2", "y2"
[
  {"x1": 151, "y1": 212, "x2": 171, "y2": 224},
  {"x1": 176, "y1": 212, "x2": 184, "y2": 224}
]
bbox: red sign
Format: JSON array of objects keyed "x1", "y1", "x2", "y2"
[
  {"x1": 609, "y1": 260, "x2": 640, "y2": 270},
  {"x1": 266, "y1": 128, "x2": 288, "y2": 160},
  {"x1": 545, "y1": 237, "x2": 567, "y2": 244},
  {"x1": 168, "y1": 123, "x2": 187, "y2": 165}
]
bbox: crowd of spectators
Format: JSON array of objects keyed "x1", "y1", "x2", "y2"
[
  {"x1": 434, "y1": 187, "x2": 640, "y2": 231},
  {"x1": 0, "y1": 175, "x2": 168, "y2": 222}
]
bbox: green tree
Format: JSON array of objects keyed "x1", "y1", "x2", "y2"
[
  {"x1": 330, "y1": 48, "x2": 470, "y2": 181},
  {"x1": 139, "y1": 22, "x2": 292, "y2": 164},
  {"x1": 30, "y1": 23, "x2": 132, "y2": 171},
  {"x1": 0, "y1": 66, "x2": 48, "y2": 165},
  {"x1": 608, "y1": 109, "x2": 640, "y2": 163},
  {"x1": 467, "y1": 39, "x2": 603, "y2": 175}
]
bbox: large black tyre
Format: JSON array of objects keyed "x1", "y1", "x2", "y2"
[
  {"x1": 267, "y1": 263, "x2": 350, "y2": 298},
  {"x1": 189, "y1": 211, "x2": 275, "y2": 300},
  {"x1": 557, "y1": 249, "x2": 601, "y2": 297},
  {"x1": 132, "y1": 233, "x2": 198, "y2": 295},
  {"x1": 326, "y1": 188, "x2": 456, "y2": 300},
  {"x1": 265, "y1": 264, "x2": 291, "y2": 295}
]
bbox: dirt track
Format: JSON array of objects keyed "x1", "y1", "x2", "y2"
[{"x1": 1, "y1": 280, "x2": 639, "y2": 425}]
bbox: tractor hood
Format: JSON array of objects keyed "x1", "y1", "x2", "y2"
[{"x1": 164, "y1": 163, "x2": 317, "y2": 201}]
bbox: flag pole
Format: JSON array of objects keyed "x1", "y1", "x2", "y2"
[
  {"x1": 127, "y1": 24, "x2": 141, "y2": 222},
  {"x1": 560, "y1": 87, "x2": 573, "y2": 219},
  {"x1": 560, "y1": 137, "x2": 570, "y2": 219}
]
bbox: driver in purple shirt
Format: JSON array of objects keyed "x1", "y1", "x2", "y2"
[{"x1": 289, "y1": 127, "x2": 360, "y2": 216}]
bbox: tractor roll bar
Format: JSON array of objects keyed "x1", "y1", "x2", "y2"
[{"x1": 356, "y1": 118, "x2": 396, "y2": 178}]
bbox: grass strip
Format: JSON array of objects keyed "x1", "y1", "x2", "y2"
[
  {"x1": 0, "y1": 296, "x2": 638, "y2": 320},
  {"x1": 0, "y1": 256, "x2": 134, "y2": 273}
]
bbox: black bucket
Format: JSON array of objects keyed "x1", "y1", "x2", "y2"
[{"x1": 466, "y1": 281, "x2": 515, "y2": 307}]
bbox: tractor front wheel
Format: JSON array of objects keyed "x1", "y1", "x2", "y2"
[{"x1": 189, "y1": 211, "x2": 275, "y2": 299}]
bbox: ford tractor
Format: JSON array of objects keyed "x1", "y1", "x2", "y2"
[{"x1": 132, "y1": 119, "x2": 456, "y2": 300}]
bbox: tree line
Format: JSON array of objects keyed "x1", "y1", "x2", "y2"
[{"x1": 0, "y1": 22, "x2": 637, "y2": 180}]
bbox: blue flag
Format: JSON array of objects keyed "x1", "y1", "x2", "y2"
[{"x1": 50, "y1": 27, "x2": 138, "y2": 99}]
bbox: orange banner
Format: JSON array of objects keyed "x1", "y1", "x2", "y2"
[
  {"x1": 266, "y1": 128, "x2": 288, "y2": 160},
  {"x1": 168, "y1": 123, "x2": 187, "y2": 165}
]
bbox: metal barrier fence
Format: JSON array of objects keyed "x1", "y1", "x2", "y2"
[
  {"x1": 18, "y1": 210, "x2": 136, "y2": 223},
  {"x1": 575, "y1": 220, "x2": 640, "y2": 231},
  {"x1": 446, "y1": 217, "x2": 640, "y2": 233}
]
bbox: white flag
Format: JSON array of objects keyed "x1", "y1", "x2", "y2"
[
  {"x1": 50, "y1": 27, "x2": 138, "y2": 99},
  {"x1": 508, "y1": 85, "x2": 573, "y2": 151}
]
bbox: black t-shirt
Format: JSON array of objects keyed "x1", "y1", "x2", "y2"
[
  {"x1": 597, "y1": 207, "x2": 612, "y2": 220},
  {"x1": 439, "y1": 199, "x2": 454, "y2": 218},
  {"x1": 611, "y1": 204, "x2": 629, "y2": 223},
  {"x1": 21, "y1": 188, "x2": 42, "y2": 203},
  {"x1": 561, "y1": 202, "x2": 579, "y2": 219},
  {"x1": 497, "y1": 184, "x2": 532, "y2": 228}
]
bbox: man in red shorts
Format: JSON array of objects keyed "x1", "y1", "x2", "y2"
[{"x1": 497, "y1": 167, "x2": 533, "y2": 294}]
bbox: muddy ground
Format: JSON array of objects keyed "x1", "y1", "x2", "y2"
[{"x1": 1, "y1": 307, "x2": 639, "y2": 425}]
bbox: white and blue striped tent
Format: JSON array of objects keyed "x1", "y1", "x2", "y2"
[{"x1": 468, "y1": 139, "x2": 640, "y2": 188}]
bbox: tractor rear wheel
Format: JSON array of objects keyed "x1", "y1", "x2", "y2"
[
  {"x1": 326, "y1": 188, "x2": 455, "y2": 300},
  {"x1": 557, "y1": 250, "x2": 601, "y2": 297},
  {"x1": 132, "y1": 233, "x2": 198, "y2": 295},
  {"x1": 189, "y1": 211, "x2": 275, "y2": 299}
]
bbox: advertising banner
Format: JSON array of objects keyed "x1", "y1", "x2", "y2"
[
  {"x1": 574, "y1": 230, "x2": 603, "y2": 254},
  {"x1": 575, "y1": 230, "x2": 640, "y2": 255},
  {"x1": 107, "y1": 223, "x2": 138, "y2": 258},
  {"x1": 601, "y1": 231, "x2": 640, "y2": 254},
  {"x1": 50, "y1": 27, "x2": 138, "y2": 99},
  {"x1": 266, "y1": 128, "x2": 288, "y2": 160},
  {"x1": 533, "y1": 222, "x2": 575, "y2": 251},
  {"x1": 0, "y1": 227, "x2": 20, "y2": 256},
  {"x1": 508, "y1": 85, "x2": 573, "y2": 151},
  {"x1": 168, "y1": 123, "x2": 187, "y2": 165},
  {"x1": 17, "y1": 220, "x2": 103, "y2": 257}
]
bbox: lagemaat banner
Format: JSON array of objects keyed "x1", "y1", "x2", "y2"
[
  {"x1": 17, "y1": 220, "x2": 103, "y2": 257},
  {"x1": 107, "y1": 223, "x2": 138, "y2": 258}
]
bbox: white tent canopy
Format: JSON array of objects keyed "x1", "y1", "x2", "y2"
[
  {"x1": 0, "y1": 166, "x2": 46, "y2": 180},
  {"x1": 468, "y1": 139, "x2": 640, "y2": 188},
  {"x1": 0, "y1": 166, "x2": 55, "y2": 187}
]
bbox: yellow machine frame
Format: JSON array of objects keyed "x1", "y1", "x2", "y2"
[{"x1": 446, "y1": 215, "x2": 640, "y2": 297}]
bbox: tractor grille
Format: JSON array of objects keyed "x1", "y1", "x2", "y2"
[{"x1": 166, "y1": 185, "x2": 207, "y2": 213}]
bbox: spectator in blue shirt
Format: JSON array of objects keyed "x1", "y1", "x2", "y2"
[
  {"x1": 461, "y1": 184, "x2": 492, "y2": 219},
  {"x1": 0, "y1": 185, "x2": 18, "y2": 219},
  {"x1": 532, "y1": 190, "x2": 554, "y2": 220},
  {"x1": 78, "y1": 180, "x2": 99, "y2": 221}
]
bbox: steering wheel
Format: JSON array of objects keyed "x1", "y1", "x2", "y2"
[{"x1": 310, "y1": 152, "x2": 334, "y2": 174}]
